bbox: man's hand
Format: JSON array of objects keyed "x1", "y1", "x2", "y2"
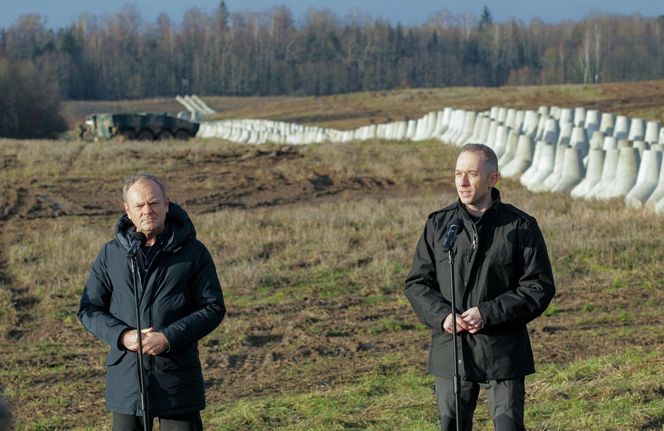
[
  {"x1": 121, "y1": 327, "x2": 169, "y2": 355},
  {"x1": 141, "y1": 327, "x2": 169, "y2": 355},
  {"x1": 121, "y1": 328, "x2": 148, "y2": 352},
  {"x1": 461, "y1": 307, "x2": 484, "y2": 334},
  {"x1": 442, "y1": 313, "x2": 470, "y2": 334}
]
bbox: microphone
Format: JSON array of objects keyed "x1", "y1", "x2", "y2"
[
  {"x1": 127, "y1": 232, "x2": 147, "y2": 258},
  {"x1": 442, "y1": 218, "x2": 463, "y2": 252}
]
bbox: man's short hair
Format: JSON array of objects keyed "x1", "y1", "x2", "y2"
[
  {"x1": 123, "y1": 173, "x2": 168, "y2": 202},
  {"x1": 460, "y1": 143, "x2": 498, "y2": 173}
]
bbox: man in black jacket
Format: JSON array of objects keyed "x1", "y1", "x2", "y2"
[
  {"x1": 405, "y1": 144, "x2": 555, "y2": 431},
  {"x1": 79, "y1": 174, "x2": 225, "y2": 431}
]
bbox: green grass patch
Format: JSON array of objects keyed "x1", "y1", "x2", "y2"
[
  {"x1": 199, "y1": 346, "x2": 664, "y2": 430},
  {"x1": 529, "y1": 346, "x2": 664, "y2": 430},
  {"x1": 203, "y1": 369, "x2": 439, "y2": 431},
  {"x1": 230, "y1": 266, "x2": 360, "y2": 306},
  {"x1": 543, "y1": 303, "x2": 562, "y2": 317},
  {"x1": 368, "y1": 317, "x2": 418, "y2": 335}
]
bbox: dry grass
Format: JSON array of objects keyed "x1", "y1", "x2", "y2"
[
  {"x1": 2, "y1": 82, "x2": 664, "y2": 429},
  {"x1": 63, "y1": 80, "x2": 664, "y2": 130}
]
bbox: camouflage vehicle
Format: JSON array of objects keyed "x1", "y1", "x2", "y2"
[{"x1": 81, "y1": 113, "x2": 199, "y2": 141}]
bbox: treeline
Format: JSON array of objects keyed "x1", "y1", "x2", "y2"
[
  {"x1": 0, "y1": 59, "x2": 67, "y2": 138},
  {"x1": 1, "y1": 3, "x2": 664, "y2": 101}
]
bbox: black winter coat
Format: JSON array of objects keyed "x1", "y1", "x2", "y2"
[
  {"x1": 79, "y1": 202, "x2": 225, "y2": 416},
  {"x1": 405, "y1": 188, "x2": 555, "y2": 381}
]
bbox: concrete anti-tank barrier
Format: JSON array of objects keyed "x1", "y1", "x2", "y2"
[
  {"x1": 501, "y1": 134, "x2": 534, "y2": 178},
  {"x1": 628, "y1": 118, "x2": 645, "y2": 141},
  {"x1": 613, "y1": 116, "x2": 630, "y2": 140},
  {"x1": 584, "y1": 109, "x2": 600, "y2": 140},
  {"x1": 645, "y1": 156, "x2": 664, "y2": 211},
  {"x1": 587, "y1": 148, "x2": 620, "y2": 199},
  {"x1": 644, "y1": 121, "x2": 661, "y2": 145},
  {"x1": 599, "y1": 112, "x2": 615, "y2": 136},
  {"x1": 597, "y1": 147, "x2": 640, "y2": 200},
  {"x1": 498, "y1": 130, "x2": 519, "y2": 169},
  {"x1": 552, "y1": 146, "x2": 585, "y2": 193},
  {"x1": 571, "y1": 148, "x2": 605, "y2": 199},
  {"x1": 493, "y1": 125, "x2": 510, "y2": 158},
  {"x1": 533, "y1": 143, "x2": 568, "y2": 192},
  {"x1": 625, "y1": 149, "x2": 663, "y2": 209},
  {"x1": 524, "y1": 142, "x2": 556, "y2": 191},
  {"x1": 456, "y1": 111, "x2": 477, "y2": 146},
  {"x1": 569, "y1": 126, "x2": 589, "y2": 159},
  {"x1": 193, "y1": 101, "x2": 664, "y2": 216},
  {"x1": 557, "y1": 122, "x2": 573, "y2": 147}
]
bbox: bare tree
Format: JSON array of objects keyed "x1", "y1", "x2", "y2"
[{"x1": 1, "y1": 6, "x2": 663, "y2": 100}]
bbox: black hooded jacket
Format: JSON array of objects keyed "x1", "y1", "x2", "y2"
[
  {"x1": 79, "y1": 202, "x2": 225, "y2": 416},
  {"x1": 405, "y1": 188, "x2": 555, "y2": 381}
]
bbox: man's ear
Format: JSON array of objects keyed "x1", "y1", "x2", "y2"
[
  {"x1": 489, "y1": 171, "x2": 501, "y2": 188},
  {"x1": 165, "y1": 197, "x2": 170, "y2": 212},
  {"x1": 123, "y1": 202, "x2": 129, "y2": 215}
]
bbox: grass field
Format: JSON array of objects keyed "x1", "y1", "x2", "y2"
[
  {"x1": 2, "y1": 83, "x2": 664, "y2": 430},
  {"x1": 62, "y1": 80, "x2": 664, "y2": 130}
]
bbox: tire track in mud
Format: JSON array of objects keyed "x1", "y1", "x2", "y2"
[{"x1": 0, "y1": 187, "x2": 40, "y2": 340}]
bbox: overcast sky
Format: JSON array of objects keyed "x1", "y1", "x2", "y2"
[{"x1": 1, "y1": 0, "x2": 661, "y2": 28}]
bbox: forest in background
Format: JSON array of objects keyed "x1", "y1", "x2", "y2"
[
  {"x1": 1, "y1": 3, "x2": 664, "y2": 138},
  {"x1": 1, "y1": 3, "x2": 664, "y2": 100}
]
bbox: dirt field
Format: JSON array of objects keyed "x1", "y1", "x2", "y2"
[{"x1": 2, "y1": 83, "x2": 664, "y2": 430}]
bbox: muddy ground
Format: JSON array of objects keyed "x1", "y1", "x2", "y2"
[
  {"x1": 0, "y1": 142, "x2": 454, "y2": 426},
  {"x1": 3, "y1": 81, "x2": 664, "y2": 428},
  {"x1": 2, "y1": 141, "x2": 660, "y2": 429}
]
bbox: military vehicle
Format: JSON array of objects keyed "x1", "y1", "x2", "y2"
[{"x1": 80, "y1": 113, "x2": 199, "y2": 141}]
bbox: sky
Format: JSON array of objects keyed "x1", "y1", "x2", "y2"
[{"x1": 0, "y1": 0, "x2": 662, "y2": 29}]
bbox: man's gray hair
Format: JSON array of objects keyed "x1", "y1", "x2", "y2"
[
  {"x1": 123, "y1": 173, "x2": 168, "y2": 202},
  {"x1": 460, "y1": 143, "x2": 498, "y2": 173}
]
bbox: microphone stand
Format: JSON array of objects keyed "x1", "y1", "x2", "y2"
[
  {"x1": 447, "y1": 246, "x2": 462, "y2": 431},
  {"x1": 130, "y1": 254, "x2": 150, "y2": 431}
]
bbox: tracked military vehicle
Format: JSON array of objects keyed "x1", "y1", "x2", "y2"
[{"x1": 81, "y1": 113, "x2": 199, "y2": 141}]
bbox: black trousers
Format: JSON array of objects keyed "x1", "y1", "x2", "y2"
[
  {"x1": 112, "y1": 412, "x2": 203, "y2": 431},
  {"x1": 435, "y1": 376, "x2": 525, "y2": 431}
]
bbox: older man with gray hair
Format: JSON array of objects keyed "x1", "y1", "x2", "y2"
[{"x1": 79, "y1": 173, "x2": 225, "y2": 431}]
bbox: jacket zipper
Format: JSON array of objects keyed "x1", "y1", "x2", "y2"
[
  {"x1": 139, "y1": 247, "x2": 162, "y2": 399},
  {"x1": 468, "y1": 227, "x2": 478, "y2": 262}
]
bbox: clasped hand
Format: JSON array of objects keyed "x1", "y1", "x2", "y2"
[
  {"x1": 121, "y1": 327, "x2": 169, "y2": 355},
  {"x1": 443, "y1": 307, "x2": 483, "y2": 335}
]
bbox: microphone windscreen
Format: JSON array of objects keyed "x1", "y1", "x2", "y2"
[{"x1": 449, "y1": 218, "x2": 463, "y2": 233}]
